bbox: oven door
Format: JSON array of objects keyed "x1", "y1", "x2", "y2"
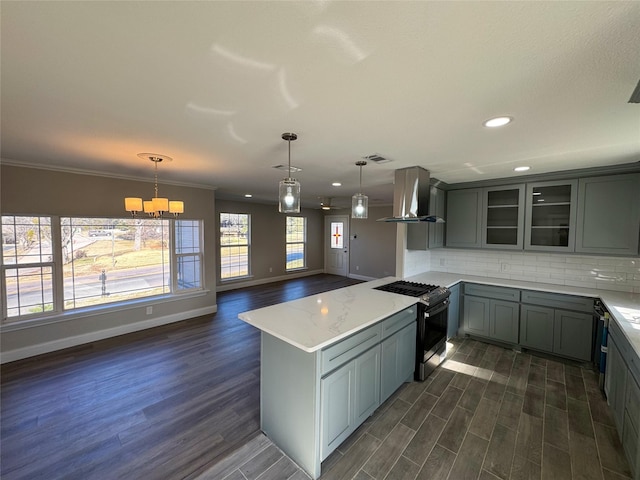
[{"x1": 415, "y1": 299, "x2": 449, "y2": 381}]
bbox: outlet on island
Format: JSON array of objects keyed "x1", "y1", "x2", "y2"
[{"x1": 146, "y1": 306, "x2": 153, "y2": 315}]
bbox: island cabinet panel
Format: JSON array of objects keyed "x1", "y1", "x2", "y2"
[
  {"x1": 575, "y1": 173, "x2": 640, "y2": 256},
  {"x1": 259, "y1": 304, "x2": 418, "y2": 479},
  {"x1": 381, "y1": 321, "x2": 416, "y2": 402},
  {"x1": 321, "y1": 342, "x2": 382, "y2": 459}
]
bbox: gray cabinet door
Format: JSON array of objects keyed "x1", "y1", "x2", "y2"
[
  {"x1": 407, "y1": 186, "x2": 446, "y2": 250},
  {"x1": 354, "y1": 346, "x2": 380, "y2": 425},
  {"x1": 490, "y1": 300, "x2": 519, "y2": 344},
  {"x1": 447, "y1": 284, "x2": 461, "y2": 339},
  {"x1": 380, "y1": 323, "x2": 415, "y2": 403},
  {"x1": 429, "y1": 186, "x2": 446, "y2": 248},
  {"x1": 321, "y1": 361, "x2": 355, "y2": 459},
  {"x1": 553, "y1": 310, "x2": 594, "y2": 361},
  {"x1": 519, "y1": 304, "x2": 554, "y2": 352},
  {"x1": 446, "y1": 189, "x2": 483, "y2": 248},
  {"x1": 482, "y1": 185, "x2": 525, "y2": 250},
  {"x1": 606, "y1": 334, "x2": 627, "y2": 436},
  {"x1": 524, "y1": 180, "x2": 578, "y2": 252},
  {"x1": 575, "y1": 174, "x2": 640, "y2": 256},
  {"x1": 463, "y1": 295, "x2": 490, "y2": 337}
]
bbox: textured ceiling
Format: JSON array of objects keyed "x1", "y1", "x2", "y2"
[{"x1": 2, "y1": 1, "x2": 639, "y2": 209}]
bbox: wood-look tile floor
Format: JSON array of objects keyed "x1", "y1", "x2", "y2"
[{"x1": 202, "y1": 337, "x2": 632, "y2": 480}]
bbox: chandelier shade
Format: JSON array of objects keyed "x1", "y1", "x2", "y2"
[
  {"x1": 351, "y1": 161, "x2": 368, "y2": 219},
  {"x1": 124, "y1": 154, "x2": 184, "y2": 217},
  {"x1": 278, "y1": 133, "x2": 301, "y2": 213}
]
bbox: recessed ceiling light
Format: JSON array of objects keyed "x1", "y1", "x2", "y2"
[
  {"x1": 244, "y1": 194, "x2": 253, "y2": 198},
  {"x1": 514, "y1": 166, "x2": 530, "y2": 172},
  {"x1": 483, "y1": 116, "x2": 513, "y2": 128},
  {"x1": 332, "y1": 182, "x2": 342, "y2": 187}
]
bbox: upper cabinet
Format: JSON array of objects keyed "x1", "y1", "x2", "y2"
[
  {"x1": 445, "y1": 188, "x2": 483, "y2": 248},
  {"x1": 445, "y1": 172, "x2": 639, "y2": 255},
  {"x1": 446, "y1": 185, "x2": 524, "y2": 249},
  {"x1": 406, "y1": 186, "x2": 445, "y2": 250},
  {"x1": 524, "y1": 180, "x2": 578, "y2": 252},
  {"x1": 575, "y1": 174, "x2": 640, "y2": 256},
  {"x1": 482, "y1": 185, "x2": 525, "y2": 250}
]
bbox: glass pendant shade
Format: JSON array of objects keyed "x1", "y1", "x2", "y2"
[
  {"x1": 279, "y1": 178, "x2": 301, "y2": 213},
  {"x1": 351, "y1": 193, "x2": 368, "y2": 219}
]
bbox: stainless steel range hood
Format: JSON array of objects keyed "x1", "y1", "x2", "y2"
[{"x1": 377, "y1": 166, "x2": 445, "y2": 223}]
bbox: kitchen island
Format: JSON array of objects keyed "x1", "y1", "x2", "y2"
[{"x1": 238, "y1": 277, "x2": 418, "y2": 479}]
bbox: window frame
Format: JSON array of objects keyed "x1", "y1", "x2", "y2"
[
  {"x1": 285, "y1": 216, "x2": 306, "y2": 272},
  {"x1": 1, "y1": 214, "x2": 204, "y2": 326},
  {"x1": 219, "y1": 212, "x2": 251, "y2": 281}
]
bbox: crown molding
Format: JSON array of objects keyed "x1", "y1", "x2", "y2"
[{"x1": 0, "y1": 158, "x2": 217, "y2": 191}]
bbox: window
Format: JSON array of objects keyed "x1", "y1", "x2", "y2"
[
  {"x1": 330, "y1": 221, "x2": 344, "y2": 249},
  {"x1": 2, "y1": 216, "x2": 54, "y2": 317},
  {"x1": 175, "y1": 220, "x2": 203, "y2": 291},
  {"x1": 286, "y1": 216, "x2": 306, "y2": 271},
  {"x1": 1, "y1": 215, "x2": 203, "y2": 324},
  {"x1": 61, "y1": 217, "x2": 170, "y2": 310},
  {"x1": 220, "y1": 213, "x2": 250, "y2": 279}
]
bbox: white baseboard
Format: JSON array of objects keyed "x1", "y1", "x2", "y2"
[
  {"x1": 217, "y1": 269, "x2": 325, "y2": 292},
  {"x1": 348, "y1": 273, "x2": 377, "y2": 281},
  {"x1": 0, "y1": 305, "x2": 218, "y2": 364}
]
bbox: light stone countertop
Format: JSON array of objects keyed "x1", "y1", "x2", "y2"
[
  {"x1": 407, "y1": 271, "x2": 640, "y2": 361},
  {"x1": 238, "y1": 276, "x2": 413, "y2": 353},
  {"x1": 238, "y1": 272, "x2": 640, "y2": 358}
]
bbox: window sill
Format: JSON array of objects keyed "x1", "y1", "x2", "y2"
[
  {"x1": 1, "y1": 289, "x2": 211, "y2": 332},
  {"x1": 286, "y1": 268, "x2": 308, "y2": 273},
  {"x1": 220, "y1": 275, "x2": 254, "y2": 283}
]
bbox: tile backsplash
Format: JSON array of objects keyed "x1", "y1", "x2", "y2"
[{"x1": 429, "y1": 248, "x2": 640, "y2": 293}]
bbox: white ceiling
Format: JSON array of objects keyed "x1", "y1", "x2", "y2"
[{"x1": 2, "y1": 1, "x2": 639, "y2": 209}]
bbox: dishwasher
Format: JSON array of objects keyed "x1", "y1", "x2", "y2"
[{"x1": 594, "y1": 299, "x2": 610, "y2": 391}]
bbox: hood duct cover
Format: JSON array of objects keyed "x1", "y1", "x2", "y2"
[{"x1": 377, "y1": 166, "x2": 445, "y2": 223}]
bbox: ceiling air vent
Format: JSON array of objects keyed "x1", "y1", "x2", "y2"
[
  {"x1": 363, "y1": 153, "x2": 391, "y2": 164},
  {"x1": 629, "y1": 80, "x2": 640, "y2": 104},
  {"x1": 272, "y1": 164, "x2": 302, "y2": 173}
]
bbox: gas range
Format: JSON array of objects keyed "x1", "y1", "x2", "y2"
[{"x1": 374, "y1": 280, "x2": 450, "y2": 308}]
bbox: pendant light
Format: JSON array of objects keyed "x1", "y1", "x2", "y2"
[
  {"x1": 278, "y1": 132, "x2": 301, "y2": 213},
  {"x1": 125, "y1": 154, "x2": 184, "y2": 218},
  {"x1": 351, "y1": 160, "x2": 368, "y2": 219}
]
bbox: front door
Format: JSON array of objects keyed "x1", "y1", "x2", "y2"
[{"x1": 324, "y1": 215, "x2": 349, "y2": 276}]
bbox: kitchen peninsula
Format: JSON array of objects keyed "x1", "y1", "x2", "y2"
[
  {"x1": 238, "y1": 277, "x2": 419, "y2": 479},
  {"x1": 239, "y1": 273, "x2": 640, "y2": 479}
]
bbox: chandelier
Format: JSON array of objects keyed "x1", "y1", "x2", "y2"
[{"x1": 124, "y1": 153, "x2": 184, "y2": 218}]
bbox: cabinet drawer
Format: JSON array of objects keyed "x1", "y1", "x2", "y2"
[
  {"x1": 382, "y1": 306, "x2": 417, "y2": 339},
  {"x1": 609, "y1": 321, "x2": 634, "y2": 365},
  {"x1": 321, "y1": 324, "x2": 382, "y2": 376},
  {"x1": 464, "y1": 283, "x2": 520, "y2": 302},
  {"x1": 521, "y1": 290, "x2": 593, "y2": 312},
  {"x1": 626, "y1": 372, "x2": 640, "y2": 434}
]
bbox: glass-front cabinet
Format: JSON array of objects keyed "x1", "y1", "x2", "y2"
[
  {"x1": 482, "y1": 185, "x2": 525, "y2": 249},
  {"x1": 524, "y1": 180, "x2": 578, "y2": 251}
]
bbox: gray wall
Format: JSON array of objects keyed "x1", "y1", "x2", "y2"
[
  {"x1": 0, "y1": 164, "x2": 217, "y2": 361},
  {"x1": 215, "y1": 199, "x2": 325, "y2": 287},
  {"x1": 347, "y1": 205, "x2": 396, "y2": 279}
]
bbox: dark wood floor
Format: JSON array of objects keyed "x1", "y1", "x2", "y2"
[{"x1": 0, "y1": 274, "x2": 363, "y2": 480}]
